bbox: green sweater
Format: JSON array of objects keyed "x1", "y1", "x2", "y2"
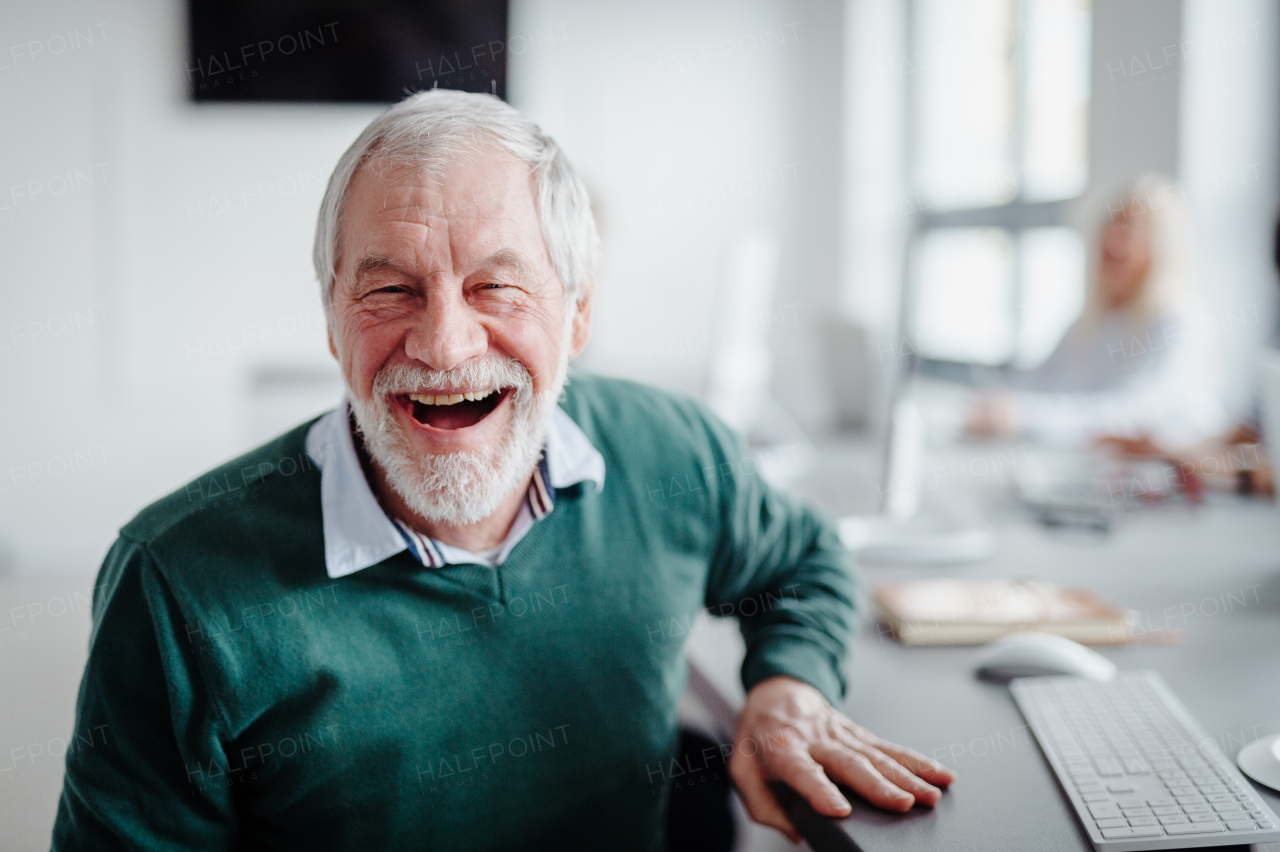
[{"x1": 53, "y1": 374, "x2": 856, "y2": 851}]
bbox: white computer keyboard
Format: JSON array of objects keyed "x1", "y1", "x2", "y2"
[{"x1": 1011, "y1": 671, "x2": 1280, "y2": 851}]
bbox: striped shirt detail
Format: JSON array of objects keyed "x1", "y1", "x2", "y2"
[
  {"x1": 527, "y1": 453, "x2": 555, "y2": 520},
  {"x1": 397, "y1": 452, "x2": 555, "y2": 568},
  {"x1": 393, "y1": 519, "x2": 446, "y2": 569}
]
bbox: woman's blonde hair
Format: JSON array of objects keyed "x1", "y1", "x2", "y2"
[{"x1": 1079, "y1": 173, "x2": 1195, "y2": 332}]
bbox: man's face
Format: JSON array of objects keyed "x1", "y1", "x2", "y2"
[{"x1": 327, "y1": 148, "x2": 590, "y2": 523}]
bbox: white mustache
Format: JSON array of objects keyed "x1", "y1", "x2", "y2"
[{"x1": 371, "y1": 358, "x2": 533, "y2": 398}]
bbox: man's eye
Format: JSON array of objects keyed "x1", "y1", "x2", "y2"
[
  {"x1": 374, "y1": 285, "x2": 407, "y2": 295},
  {"x1": 478, "y1": 283, "x2": 506, "y2": 290}
]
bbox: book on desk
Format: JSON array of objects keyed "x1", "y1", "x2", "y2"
[{"x1": 875, "y1": 578, "x2": 1136, "y2": 646}]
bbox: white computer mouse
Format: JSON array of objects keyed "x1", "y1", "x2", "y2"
[{"x1": 974, "y1": 631, "x2": 1118, "y2": 681}]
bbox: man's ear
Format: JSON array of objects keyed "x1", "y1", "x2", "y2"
[
  {"x1": 327, "y1": 326, "x2": 338, "y2": 359},
  {"x1": 568, "y1": 278, "x2": 595, "y2": 359}
]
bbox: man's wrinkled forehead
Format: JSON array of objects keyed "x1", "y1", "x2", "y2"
[{"x1": 352, "y1": 151, "x2": 537, "y2": 222}]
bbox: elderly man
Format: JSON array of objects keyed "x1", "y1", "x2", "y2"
[{"x1": 53, "y1": 91, "x2": 952, "y2": 850}]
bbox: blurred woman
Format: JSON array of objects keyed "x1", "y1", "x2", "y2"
[{"x1": 968, "y1": 174, "x2": 1226, "y2": 449}]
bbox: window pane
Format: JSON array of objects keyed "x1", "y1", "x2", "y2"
[
  {"x1": 912, "y1": 0, "x2": 1018, "y2": 209},
  {"x1": 1022, "y1": 0, "x2": 1091, "y2": 200},
  {"x1": 1016, "y1": 227, "x2": 1085, "y2": 367},
  {"x1": 913, "y1": 228, "x2": 1014, "y2": 364}
]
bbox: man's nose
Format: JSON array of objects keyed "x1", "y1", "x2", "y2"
[{"x1": 403, "y1": 292, "x2": 488, "y2": 371}]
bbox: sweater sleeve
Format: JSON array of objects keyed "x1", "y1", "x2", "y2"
[
  {"x1": 697, "y1": 411, "x2": 858, "y2": 708},
  {"x1": 52, "y1": 537, "x2": 238, "y2": 851}
]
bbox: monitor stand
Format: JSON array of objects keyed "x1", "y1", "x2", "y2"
[
  {"x1": 838, "y1": 495, "x2": 997, "y2": 565},
  {"x1": 837, "y1": 398, "x2": 996, "y2": 565}
]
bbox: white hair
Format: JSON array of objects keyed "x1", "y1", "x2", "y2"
[
  {"x1": 313, "y1": 89, "x2": 600, "y2": 318},
  {"x1": 1081, "y1": 173, "x2": 1195, "y2": 330},
  {"x1": 1074, "y1": 173, "x2": 1222, "y2": 393}
]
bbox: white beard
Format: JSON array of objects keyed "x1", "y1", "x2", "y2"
[{"x1": 348, "y1": 354, "x2": 565, "y2": 525}]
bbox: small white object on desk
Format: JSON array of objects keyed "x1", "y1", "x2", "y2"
[
  {"x1": 1238, "y1": 733, "x2": 1280, "y2": 794},
  {"x1": 975, "y1": 631, "x2": 1118, "y2": 681}
]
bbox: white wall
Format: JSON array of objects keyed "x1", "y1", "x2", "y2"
[
  {"x1": 1180, "y1": 0, "x2": 1279, "y2": 414},
  {"x1": 510, "y1": 0, "x2": 843, "y2": 426},
  {"x1": 1087, "y1": 0, "x2": 1184, "y2": 193},
  {"x1": 1, "y1": 0, "x2": 380, "y2": 575},
  {"x1": 0, "y1": 0, "x2": 844, "y2": 576}
]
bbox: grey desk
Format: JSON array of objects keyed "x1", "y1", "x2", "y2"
[{"x1": 782, "y1": 442, "x2": 1280, "y2": 852}]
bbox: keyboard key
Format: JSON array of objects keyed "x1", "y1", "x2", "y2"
[
  {"x1": 1212, "y1": 803, "x2": 1242, "y2": 813},
  {"x1": 1168, "y1": 786, "x2": 1197, "y2": 796},
  {"x1": 1189, "y1": 814, "x2": 1221, "y2": 823},
  {"x1": 1082, "y1": 793, "x2": 1111, "y2": 802},
  {"x1": 1225, "y1": 820, "x2": 1257, "y2": 831},
  {"x1": 1075, "y1": 783, "x2": 1105, "y2": 794},
  {"x1": 1158, "y1": 815, "x2": 1188, "y2": 825},
  {"x1": 1121, "y1": 808, "x2": 1152, "y2": 818},
  {"x1": 1259, "y1": 820, "x2": 1275, "y2": 829},
  {"x1": 1101, "y1": 826, "x2": 1161, "y2": 838},
  {"x1": 1115, "y1": 797, "x2": 1145, "y2": 808},
  {"x1": 1197, "y1": 784, "x2": 1225, "y2": 794},
  {"x1": 1175, "y1": 796, "x2": 1205, "y2": 806},
  {"x1": 1088, "y1": 803, "x2": 1120, "y2": 819},
  {"x1": 1147, "y1": 797, "x2": 1174, "y2": 807},
  {"x1": 1181, "y1": 803, "x2": 1211, "y2": 813},
  {"x1": 1094, "y1": 758, "x2": 1124, "y2": 776},
  {"x1": 1165, "y1": 823, "x2": 1225, "y2": 835},
  {"x1": 1123, "y1": 757, "x2": 1151, "y2": 774},
  {"x1": 1205, "y1": 794, "x2": 1233, "y2": 803},
  {"x1": 1127, "y1": 816, "x2": 1158, "y2": 827},
  {"x1": 1152, "y1": 806, "x2": 1181, "y2": 816},
  {"x1": 1248, "y1": 811, "x2": 1265, "y2": 819},
  {"x1": 1095, "y1": 818, "x2": 1127, "y2": 829},
  {"x1": 1106, "y1": 782, "x2": 1135, "y2": 793},
  {"x1": 1235, "y1": 793, "x2": 1254, "y2": 801}
]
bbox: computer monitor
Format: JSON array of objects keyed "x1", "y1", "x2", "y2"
[
  {"x1": 836, "y1": 233, "x2": 996, "y2": 564},
  {"x1": 186, "y1": 0, "x2": 509, "y2": 103}
]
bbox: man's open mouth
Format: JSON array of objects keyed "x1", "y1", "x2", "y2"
[{"x1": 395, "y1": 387, "x2": 510, "y2": 430}]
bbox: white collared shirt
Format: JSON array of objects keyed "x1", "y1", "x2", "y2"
[{"x1": 305, "y1": 402, "x2": 604, "y2": 578}]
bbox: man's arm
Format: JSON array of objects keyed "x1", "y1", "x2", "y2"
[
  {"x1": 699, "y1": 416, "x2": 954, "y2": 839},
  {"x1": 52, "y1": 538, "x2": 237, "y2": 850},
  {"x1": 699, "y1": 413, "x2": 854, "y2": 708}
]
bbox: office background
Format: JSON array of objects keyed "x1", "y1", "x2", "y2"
[
  {"x1": 1, "y1": 0, "x2": 1279, "y2": 849},
  {"x1": 1, "y1": 0, "x2": 1276, "y2": 576}
]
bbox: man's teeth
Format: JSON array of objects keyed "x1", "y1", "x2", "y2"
[{"x1": 407, "y1": 389, "x2": 498, "y2": 406}]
